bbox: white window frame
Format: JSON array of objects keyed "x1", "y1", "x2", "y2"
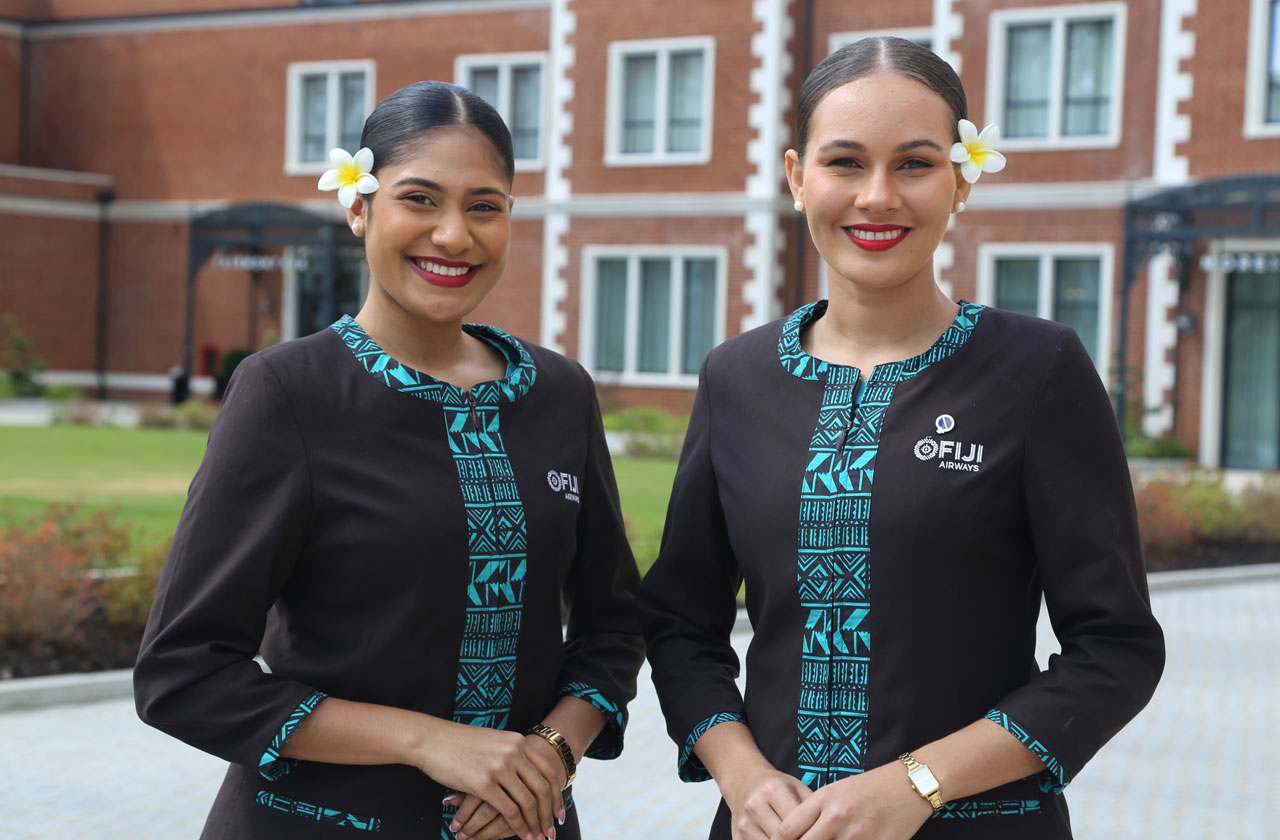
[
  {"x1": 828, "y1": 27, "x2": 933, "y2": 55},
  {"x1": 455, "y1": 51, "x2": 549, "y2": 172},
  {"x1": 605, "y1": 36, "x2": 716, "y2": 167},
  {"x1": 579, "y1": 245, "x2": 728, "y2": 387},
  {"x1": 976, "y1": 242, "x2": 1114, "y2": 385},
  {"x1": 1244, "y1": 0, "x2": 1280, "y2": 138},
  {"x1": 285, "y1": 60, "x2": 376, "y2": 175},
  {"x1": 986, "y1": 3, "x2": 1127, "y2": 151}
]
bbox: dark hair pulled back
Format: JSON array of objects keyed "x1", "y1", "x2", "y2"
[
  {"x1": 794, "y1": 37, "x2": 968, "y2": 158},
  {"x1": 360, "y1": 80, "x2": 515, "y2": 185}
]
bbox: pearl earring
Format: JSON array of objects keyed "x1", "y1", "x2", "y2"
[
  {"x1": 794, "y1": 200, "x2": 805, "y2": 212},
  {"x1": 955, "y1": 201, "x2": 966, "y2": 214}
]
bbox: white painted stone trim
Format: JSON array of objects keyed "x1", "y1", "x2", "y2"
[
  {"x1": 1141, "y1": 252, "x2": 1178, "y2": 437},
  {"x1": 1153, "y1": 0, "x2": 1196, "y2": 182},
  {"x1": 933, "y1": 0, "x2": 963, "y2": 73},
  {"x1": 740, "y1": 0, "x2": 791, "y2": 332},
  {"x1": 22, "y1": 0, "x2": 550, "y2": 39},
  {"x1": 538, "y1": 0, "x2": 576, "y2": 353},
  {"x1": 37, "y1": 370, "x2": 215, "y2": 395},
  {"x1": 0, "y1": 164, "x2": 113, "y2": 187}
]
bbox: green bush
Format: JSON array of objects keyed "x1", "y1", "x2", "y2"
[
  {"x1": 0, "y1": 313, "x2": 47, "y2": 398},
  {"x1": 1133, "y1": 472, "x2": 1280, "y2": 552},
  {"x1": 100, "y1": 537, "x2": 169, "y2": 631},
  {"x1": 604, "y1": 406, "x2": 689, "y2": 459},
  {"x1": 137, "y1": 397, "x2": 220, "y2": 430}
]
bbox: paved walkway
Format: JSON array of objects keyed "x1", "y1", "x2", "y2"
[{"x1": 3, "y1": 575, "x2": 1278, "y2": 838}]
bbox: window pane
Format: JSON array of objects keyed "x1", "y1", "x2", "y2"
[
  {"x1": 994, "y1": 258, "x2": 1040, "y2": 316},
  {"x1": 468, "y1": 67, "x2": 500, "y2": 108},
  {"x1": 1063, "y1": 20, "x2": 1113, "y2": 136},
  {"x1": 594, "y1": 259, "x2": 627, "y2": 372},
  {"x1": 301, "y1": 74, "x2": 328, "y2": 163},
  {"x1": 1222, "y1": 272, "x2": 1280, "y2": 469},
  {"x1": 511, "y1": 65, "x2": 542, "y2": 160},
  {"x1": 638, "y1": 259, "x2": 671, "y2": 373},
  {"x1": 1005, "y1": 24, "x2": 1051, "y2": 138},
  {"x1": 622, "y1": 54, "x2": 657, "y2": 153},
  {"x1": 682, "y1": 258, "x2": 717, "y2": 375},
  {"x1": 667, "y1": 49, "x2": 704, "y2": 153},
  {"x1": 339, "y1": 72, "x2": 366, "y2": 153},
  {"x1": 1268, "y1": 0, "x2": 1280, "y2": 123},
  {"x1": 1052, "y1": 258, "x2": 1102, "y2": 365}
]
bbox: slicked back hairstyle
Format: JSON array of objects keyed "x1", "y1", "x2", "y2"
[
  {"x1": 794, "y1": 37, "x2": 968, "y2": 159},
  {"x1": 360, "y1": 80, "x2": 515, "y2": 185}
]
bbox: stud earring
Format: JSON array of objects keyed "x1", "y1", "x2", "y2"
[
  {"x1": 794, "y1": 200, "x2": 805, "y2": 213},
  {"x1": 955, "y1": 201, "x2": 966, "y2": 214}
]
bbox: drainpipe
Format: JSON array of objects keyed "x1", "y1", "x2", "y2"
[{"x1": 94, "y1": 189, "x2": 115, "y2": 400}]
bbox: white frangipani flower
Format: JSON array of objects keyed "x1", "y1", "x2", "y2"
[
  {"x1": 317, "y1": 147, "x2": 380, "y2": 208},
  {"x1": 950, "y1": 120, "x2": 1007, "y2": 184}
]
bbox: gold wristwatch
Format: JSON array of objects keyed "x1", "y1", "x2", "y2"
[
  {"x1": 529, "y1": 724, "x2": 577, "y2": 790},
  {"x1": 899, "y1": 752, "x2": 943, "y2": 812}
]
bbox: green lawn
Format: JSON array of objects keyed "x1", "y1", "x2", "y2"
[{"x1": 0, "y1": 426, "x2": 676, "y2": 572}]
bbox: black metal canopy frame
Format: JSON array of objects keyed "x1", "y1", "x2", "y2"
[
  {"x1": 1118, "y1": 175, "x2": 1280, "y2": 436},
  {"x1": 180, "y1": 202, "x2": 358, "y2": 400}
]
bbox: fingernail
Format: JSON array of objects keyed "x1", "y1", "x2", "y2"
[
  {"x1": 449, "y1": 820, "x2": 460, "y2": 831},
  {"x1": 557, "y1": 808, "x2": 566, "y2": 825}
]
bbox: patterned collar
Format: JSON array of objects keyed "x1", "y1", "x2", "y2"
[
  {"x1": 331, "y1": 314, "x2": 537, "y2": 405},
  {"x1": 777, "y1": 299, "x2": 985, "y2": 383}
]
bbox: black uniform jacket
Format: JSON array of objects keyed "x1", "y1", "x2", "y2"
[
  {"x1": 639, "y1": 302, "x2": 1165, "y2": 839},
  {"x1": 135, "y1": 317, "x2": 645, "y2": 839}
]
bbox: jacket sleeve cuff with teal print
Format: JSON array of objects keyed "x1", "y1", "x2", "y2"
[
  {"x1": 677, "y1": 711, "x2": 745, "y2": 783},
  {"x1": 557, "y1": 682, "x2": 628, "y2": 760},
  {"x1": 258, "y1": 691, "x2": 328, "y2": 780},
  {"x1": 985, "y1": 709, "x2": 1069, "y2": 794}
]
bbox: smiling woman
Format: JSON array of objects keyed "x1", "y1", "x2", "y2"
[
  {"x1": 639, "y1": 38, "x2": 1164, "y2": 840},
  {"x1": 133, "y1": 81, "x2": 644, "y2": 840}
]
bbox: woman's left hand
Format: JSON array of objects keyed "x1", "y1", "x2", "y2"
[
  {"x1": 771, "y1": 763, "x2": 933, "y2": 840},
  {"x1": 447, "y1": 732, "x2": 568, "y2": 840}
]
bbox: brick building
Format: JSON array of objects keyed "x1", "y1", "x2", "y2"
[{"x1": 2, "y1": 0, "x2": 1278, "y2": 468}]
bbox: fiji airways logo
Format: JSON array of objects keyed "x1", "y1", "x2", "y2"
[
  {"x1": 547, "y1": 470, "x2": 580, "y2": 503},
  {"x1": 913, "y1": 436, "x2": 985, "y2": 473}
]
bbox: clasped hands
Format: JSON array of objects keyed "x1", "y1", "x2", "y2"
[
  {"x1": 723, "y1": 762, "x2": 934, "y2": 840},
  {"x1": 419, "y1": 723, "x2": 568, "y2": 840}
]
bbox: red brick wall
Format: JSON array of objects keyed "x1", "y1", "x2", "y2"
[
  {"x1": 0, "y1": 1, "x2": 35, "y2": 18},
  {"x1": 28, "y1": 0, "x2": 291, "y2": 18},
  {"x1": 1179, "y1": 2, "x2": 1280, "y2": 177},
  {"x1": 0, "y1": 211, "x2": 100, "y2": 371},
  {"x1": 955, "y1": 0, "x2": 1159, "y2": 183},
  {"x1": 469, "y1": 217, "x2": 543, "y2": 342},
  {"x1": 566, "y1": 0, "x2": 758, "y2": 195},
  {"x1": 0, "y1": 32, "x2": 20, "y2": 165},
  {"x1": 24, "y1": 7, "x2": 549, "y2": 200}
]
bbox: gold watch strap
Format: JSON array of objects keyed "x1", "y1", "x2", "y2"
[
  {"x1": 529, "y1": 724, "x2": 577, "y2": 790},
  {"x1": 899, "y1": 752, "x2": 944, "y2": 812}
]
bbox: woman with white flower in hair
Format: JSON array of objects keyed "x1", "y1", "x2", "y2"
[
  {"x1": 639, "y1": 37, "x2": 1163, "y2": 840},
  {"x1": 135, "y1": 80, "x2": 644, "y2": 840}
]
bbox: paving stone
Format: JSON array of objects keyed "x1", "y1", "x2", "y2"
[{"x1": 2, "y1": 578, "x2": 1275, "y2": 838}]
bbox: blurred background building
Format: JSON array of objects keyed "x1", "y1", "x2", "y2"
[{"x1": 1, "y1": 0, "x2": 1278, "y2": 468}]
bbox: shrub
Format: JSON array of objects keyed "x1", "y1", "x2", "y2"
[
  {"x1": 137, "y1": 397, "x2": 219, "y2": 430},
  {"x1": 604, "y1": 406, "x2": 689, "y2": 459},
  {"x1": 100, "y1": 537, "x2": 169, "y2": 632},
  {"x1": 0, "y1": 313, "x2": 47, "y2": 397},
  {"x1": 0, "y1": 504, "x2": 133, "y2": 645},
  {"x1": 1133, "y1": 477, "x2": 1199, "y2": 552}
]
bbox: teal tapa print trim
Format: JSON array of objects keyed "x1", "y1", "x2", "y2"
[
  {"x1": 678, "y1": 711, "x2": 745, "y2": 783},
  {"x1": 934, "y1": 799, "x2": 1042, "y2": 819},
  {"x1": 557, "y1": 681, "x2": 627, "y2": 759},
  {"x1": 329, "y1": 317, "x2": 537, "y2": 840},
  {"x1": 258, "y1": 690, "x2": 328, "y2": 781},
  {"x1": 778, "y1": 301, "x2": 983, "y2": 790},
  {"x1": 985, "y1": 709, "x2": 1069, "y2": 794},
  {"x1": 256, "y1": 790, "x2": 382, "y2": 831}
]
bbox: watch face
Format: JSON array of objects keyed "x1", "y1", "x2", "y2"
[{"x1": 909, "y1": 765, "x2": 940, "y2": 795}]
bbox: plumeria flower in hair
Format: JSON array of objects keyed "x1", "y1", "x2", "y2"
[
  {"x1": 950, "y1": 120, "x2": 1006, "y2": 184},
  {"x1": 317, "y1": 147, "x2": 380, "y2": 208}
]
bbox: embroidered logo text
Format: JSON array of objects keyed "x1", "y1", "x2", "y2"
[
  {"x1": 546, "y1": 470, "x2": 581, "y2": 503},
  {"x1": 913, "y1": 436, "x2": 984, "y2": 473}
]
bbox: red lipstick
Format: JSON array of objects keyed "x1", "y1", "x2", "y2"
[
  {"x1": 844, "y1": 224, "x2": 910, "y2": 252},
  {"x1": 407, "y1": 256, "x2": 479, "y2": 288}
]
